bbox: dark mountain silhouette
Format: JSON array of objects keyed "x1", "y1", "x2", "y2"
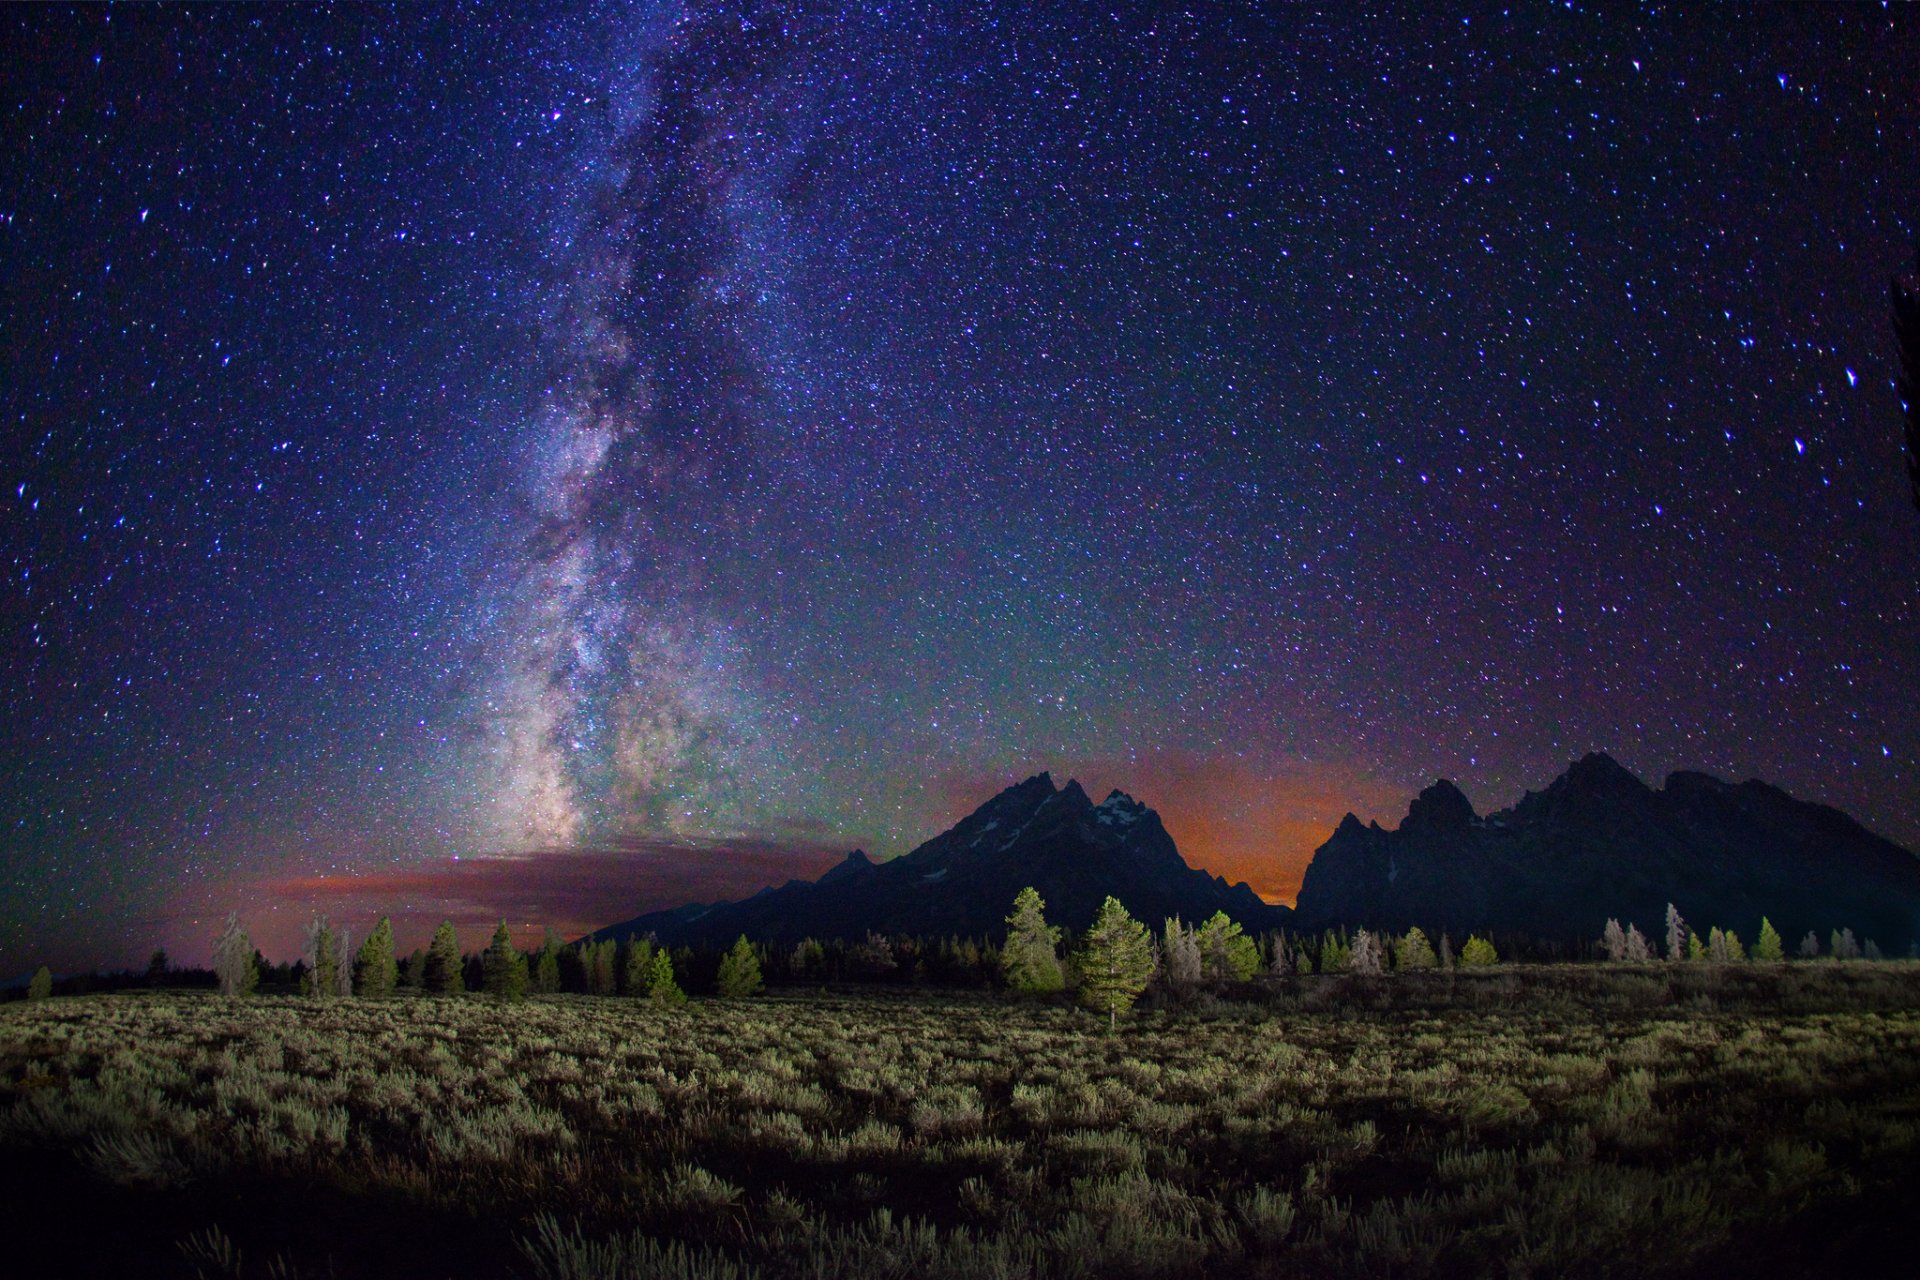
[
  {"x1": 1293, "y1": 753, "x2": 1920, "y2": 950},
  {"x1": 593, "y1": 772, "x2": 1287, "y2": 948}
]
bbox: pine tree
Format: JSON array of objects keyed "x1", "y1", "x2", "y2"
[
  {"x1": 1396, "y1": 927, "x2": 1438, "y2": 970},
  {"x1": 146, "y1": 949, "x2": 170, "y2": 987},
  {"x1": 1349, "y1": 929, "x2": 1385, "y2": 976},
  {"x1": 790, "y1": 938, "x2": 824, "y2": 979},
  {"x1": 1319, "y1": 930, "x2": 1351, "y2": 973},
  {"x1": 1600, "y1": 918, "x2": 1628, "y2": 962},
  {"x1": 1624, "y1": 925, "x2": 1653, "y2": 962},
  {"x1": 1460, "y1": 935, "x2": 1499, "y2": 967},
  {"x1": 401, "y1": 947, "x2": 427, "y2": 988},
  {"x1": 1268, "y1": 933, "x2": 1293, "y2": 976},
  {"x1": 1724, "y1": 929, "x2": 1746, "y2": 962},
  {"x1": 531, "y1": 929, "x2": 562, "y2": 994},
  {"x1": 1664, "y1": 903, "x2": 1687, "y2": 962},
  {"x1": 1075, "y1": 896, "x2": 1157, "y2": 1026},
  {"x1": 620, "y1": 938, "x2": 654, "y2": 995},
  {"x1": 301, "y1": 916, "x2": 337, "y2": 999},
  {"x1": 482, "y1": 921, "x2": 527, "y2": 1000},
  {"x1": 1754, "y1": 917, "x2": 1784, "y2": 962},
  {"x1": 1687, "y1": 931, "x2": 1707, "y2": 962},
  {"x1": 1708, "y1": 927, "x2": 1729, "y2": 964},
  {"x1": 1162, "y1": 918, "x2": 1202, "y2": 991},
  {"x1": 1000, "y1": 887, "x2": 1064, "y2": 993},
  {"x1": 352, "y1": 919, "x2": 396, "y2": 996},
  {"x1": 1799, "y1": 931, "x2": 1822, "y2": 959},
  {"x1": 213, "y1": 913, "x2": 258, "y2": 998},
  {"x1": 1197, "y1": 911, "x2": 1261, "y2": 981},
  {"x1": 1438, "y1": 932, "x2": 1454, "y2": 969},
  {"x1": 644, "y1": 948, "x2": 686, "y2": 1006},
  {"x1": 716, "y1": 935, "x2": 764, "y2": 998},
  {"x1": 586, "y1": 939, "x2": 618, "y2": 995},
  {"x1": 1832, "y1": 928, "x2": 1861, "y2": 961},
  {"x1": 26, "y1": 966, "x2": 52, "y2": 1001},
  {"x1": 423, "y1": 921, "x2": 464, "y2": 993}
]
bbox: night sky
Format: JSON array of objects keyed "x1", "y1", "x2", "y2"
[{"x1": 5, "y1": 3, "x2": 1918, "y2": 973}]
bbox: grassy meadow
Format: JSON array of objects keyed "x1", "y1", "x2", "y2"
[{"x1": 3, "y1": 965, "x2": 1919, "y2": 1278}]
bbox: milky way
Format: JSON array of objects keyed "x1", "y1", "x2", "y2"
[{"x1": 3, "y1": 3, "x2": 1918, "y2": 969}]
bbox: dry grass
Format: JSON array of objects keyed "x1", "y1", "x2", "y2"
[{"x1": 3, "y1": 966, "x2": 1918, "y2": 1277}]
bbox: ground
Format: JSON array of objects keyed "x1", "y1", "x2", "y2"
[{"x1": 3, "y1": 965, "x2": 1918, "y2": 1278}]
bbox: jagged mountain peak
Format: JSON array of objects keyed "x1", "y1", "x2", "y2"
[
  {"x1": 591, "y1": 775, "x2": 1288, "y2": 947},
  {"x1": 1295, "y1": 755, "x2": 1920, "y2": 949},
  {"x1": 1402, "y1": 779, "x2": 1476, "y2": 834}
]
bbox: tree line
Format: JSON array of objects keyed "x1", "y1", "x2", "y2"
[{"x1": 11, "y1": 895, "x2": 1902, "y2": 1007}]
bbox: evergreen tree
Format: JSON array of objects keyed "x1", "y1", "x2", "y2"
[
  {"x1": 585, "y1": 939, "x2": 617, "y2": 995},
  {"x1": 1268, "y1": 933, "x2": 1293, "y2": 976},
  {"x1": 1798, "y1": 931, "x2": 1822, "y2": 959},
  {"x1": 1664, "y1": 903, "x2": 1687, "y2": 962},
  {"x1": 1349, "y1": 929, "x2": 1385, "y2": 976},
  {"x1": 423, "y1": 921, "x2": 464, "y2": 993},
  {"x1": 301, "y1": 916, "x2": 337, "y2": 999},
  {"x1": 1624, "y1": 925, "x2": 1653, "y2": 962},
  {"x1": 620, "y1": 938, "x2": 654, "y2": 994},
  {"x1": 213, "y1": 913, "x2": 258, "y2": 998},
  {"x1": 1600, "y1": 918, "x2": 1628, "y2": 962},
  {"x1": 482, "y1": 921, "x2": 527, "y2": 1001},
  {"x1": 531, "y1": 929, "x2": 562, "y2": 994},
  {"x1": 1162, "y1": 917, "x2": 1202, "y2": 991},
  {"x1": 146, "y1": 949, "x2": 171, "y2": 987},
  {"x1": 1460, "y1": 935, "x2": 1499, "y2": 967},
  {"x1": 790, "y1": 937, "x2": 825, "y2": 979},
  {"x1": 1396, "y1": 926, "x2": 1438, "y2": 970},
  {"x1": 1864, "y1": 939, "x2": 1885, "y2": 961},
  {"x1": 1438, "y1": 932, "x2": 1454, "y2": 969},
  {"x1": 1075, "y1": 896, "x2": 1157, "y2": 1026},
  {"x1": 1831, "y1": 927, "x2": 1861, "y2": 961},
  {"x1": 400, "y1": 947, "x2": 427, "y2": 989},
  {"x1": 644, "y1": 948, "x2": 686, "y2": 1005},
  {"x1": 1001, "y1": 887, "x2": 1065, "y2": 993},
  {"x1": 26, "y1": 966, "x2": 52, "y2": 1001},
  {"x1": 716, "y1": 935, "x2": 764, "y2": 998},
  {"x1": 1686, "y1": 931, "x2": 1707, "y2": 962},
  {"x1": 352, "y1": 917, "x2": 397, "y2": 997},
  {"x1": 1319, "y1": 930, "x2": 1351, "y2": 973},
  {"x1": 1197, "y1": 911, "x2": 1261, "y2": 981},
  {"x1": 1754, "y1": 917, "x2": 1785, "y2": 962},
  {"x1": 1724, "y1": 929, "x2": 1746, "y2": 962}
]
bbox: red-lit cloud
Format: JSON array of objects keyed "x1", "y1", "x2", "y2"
[{"x1": 165, "y1": 835, "x2": 848, "y2": 966}]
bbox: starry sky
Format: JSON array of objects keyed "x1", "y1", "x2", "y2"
[{"x1": 5, "y1": 3, "x2": 1918, "y2": 973}]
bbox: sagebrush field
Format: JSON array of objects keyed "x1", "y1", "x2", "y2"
[{"x1": 4, "y1": 966, "x2": 1919, "y2": 1278}]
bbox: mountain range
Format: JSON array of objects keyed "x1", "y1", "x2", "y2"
[
  {"x1": 593, "y1": 755, "x2": 1920, "y2": 953},
  {"x1": 1293, "y1": 752, "x2": 1920, "y2": 951}
]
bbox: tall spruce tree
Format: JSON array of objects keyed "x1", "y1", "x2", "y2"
[
  {"x1": 1075, "y1": 896, "x2": 1157, "y2": 1027},
  {"x1": 716, "y1": 935, "x2": 764, "y2": 998},
  {"x1": 620, "y1": 938, "x2": 653, "y2": 995},
  {"x1": 644, "y1": 948, "x2": 686, "y2": 1006},
  {"x1": 423, "y1": 921, "x2": 464, "y2": 993},
  {"x1": 1754, "y1": 917, "x2": 1785, "y2": 962},
  {"x1": 1162, "y1": 918, "x2": 1202, "y2": 991},
  {"x1": 1460, "y1": 935, "x2": 1499, "y2": 967},
  {"x1": 27, "y1": 966, "x2": 52, "y2": 1001},
  {"x1": 213, "y1": 913, "x2": 258, "y2": 997},
  {"x1": 531, "y1": 928, "x2": 562, "y2": 994},
  {"x1": 482, "y1": 921, "x2": 527, "y2": 1001},
  {"x1": 1600, "y1": 918, "x2": 1628, "y2": 962},
  {"x1": 1395, "y1": 926, "x2": 1438, "y2": 971},
  {"x1": 1349, "y1": 929, "x2": 1385, "y2": 976},
  {"x1": 1196, "y1": 911, "x2": 1261, "y2": 981},
  {"x1": 354, "y1": 917, "x2": 398, "y2": 997},
  {"x1": 1001, "y1": 887, "x2": 1065, "y2": 993}
]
